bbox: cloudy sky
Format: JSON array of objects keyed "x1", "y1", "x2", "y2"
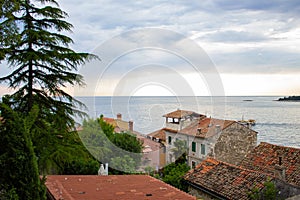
[{"x1": 1, "y1": 0, "x2": 300, "y2": 96}]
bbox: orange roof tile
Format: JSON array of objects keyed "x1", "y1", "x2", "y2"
[
  {"x1": 45, "y1": 175, "x2": 196, "y2": 200},
  {"x1": 103, "y1": 117, "x2": 117, "y2": 126},
  {"x1": 148, "y1": 129, "x2": 166, "y2": 142},
  {"x1": 179, "y1": 117, "x2": 235, "y2": 138},
  {"x1": 163, "y1": 110, "x2": 203, "y2": 119},
  {"x1": 239, "y1": 142, "x2": 300, "y2": 187},
  {"x1": 103, "y1": 117, "x2": 132, "y2": 133},
  {"x1": 183, "y1": 157, "x2": 274, "y2": 200}
]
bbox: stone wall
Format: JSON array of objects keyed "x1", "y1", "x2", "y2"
[
  {"x1": 274, "y1": 179, "x2": 300, "y2": 199},
  {"x1": 213, "y1": 122, "x2": 257, "y2": 165},
  {"x1": 188, "y1": 186, "x2": 218, "y2": 200}
]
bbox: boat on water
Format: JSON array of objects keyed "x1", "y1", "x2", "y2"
[{"x1": 238, "y1": 117, "x2": 256, "y2": 126}]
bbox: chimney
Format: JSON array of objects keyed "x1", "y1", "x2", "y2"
[
  {"x1": 197, "y1": 128, "x2": 202, "y2": 135},
  {"x1": 98, "y1": 164, "x2": 105, "y2": 175},
  {"x1": 117, "y1": 113, "x2": 122, "y2": 120},
  {"x1": 98, "y1": 163, "x2": 109, "y2": 175},
  {"x1": 129, "y1": 120, "x2": 133, "y2": 132},
  {"x1": 274, "y1": 156, "x2": 286, "y2": 180},
  {"x1": 105, "y1": 163, "x2": 108, "y2": 175}
]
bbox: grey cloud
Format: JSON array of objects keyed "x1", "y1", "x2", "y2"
[
  {"x1": 56, "y1": 0, "x2": 300, "y2": 75},
  {"x1": 203, "y1": 30, "x2": 270, "y2": 43},
  {"x1": 212, "y1": 49, "x2": 300, "y2": 74}
]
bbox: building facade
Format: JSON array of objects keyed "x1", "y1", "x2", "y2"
[{"x1": 163, "y1": 109, "x2": 257, "y2": 168}]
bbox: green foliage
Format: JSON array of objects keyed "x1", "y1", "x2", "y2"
[
  {"x1": 62, "y1": 158, "x2": 99, "y2": 175},
  {"x1": 161, "y1": 162, "x2": 190, "y2": 192},
  {"x1": 33, "y1": 120, "x2": 98, "y2": 175},
  {"x1": 0, "y1": 104, "x2": 46, "y2": 199},
  {"x1": 249, "y1": 180, "x2": 278, "y2": 200},
  {"x1": 171, "y1": 140, "x2": 187, "y2": 159},
  {"x1": 110, "y1": 155, "x2": 137, "y2": 174},
  {"x1": 79, "y1": 117, "x2": 143, "y2": 174},
  {"x1": 144, "y1": 166, "x2": 155, "y2": 175},
  {"x1": 0, "y1": 185, "x2": 19, "y2": 200},
  {"x1": 0, "y1": 0, "x2": 97, "y2": 128}
]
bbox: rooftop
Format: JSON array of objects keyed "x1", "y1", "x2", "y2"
[
  {"x1": 46, "y1": 175, "x2": 196, "y2": 200},
  {"x1": 163, "y1": 109, "x2": 204, "y2": 119},
  {"x1": 179, "y1": 117, "x2": 236, "y2": 138},
  {"x1": 183, "y1": 157, "x2": 274, "y2": 200},
  {"x1": 102, "y1": 117, "x2": 132, "y2": 133},
  {"x1": 147, "y1": 128, "x2": 166, "y2": 143},
  {"x1": 239, "y1": 142, "x2": 300, "y2": 187}
]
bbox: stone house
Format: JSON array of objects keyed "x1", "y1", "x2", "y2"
[
  {"x1": 239, "y1": 142, "x2": 300, "y2": 187},
  {"x1": 163, "y1": 109, "x2": 257, "y2": 168},
  {"x1": 183, "y1": 157, "x2": 300, "y2": 200}
]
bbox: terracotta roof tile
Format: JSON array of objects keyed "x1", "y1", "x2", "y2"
[
  {"x1": 103, "y1": 117, "x2": 131, "y2": 133},
  {"x1": 179, "y1": 117, "x2": 235, "y2": 138},
  {"x1": 147, "y1": 129, "x2": 166, "y2": 142},
  {"x1": 163, "y1": 110, "x2": 203, "y2": 118},
  {"x1": 46, "y1": 175, "x2": 196, "y2": 200},
  {"x1": 183, "y1": 157, "x2": 274, "y2": 200},
  {"x1": 239, "y1": 142, "x2": 300, "y2": 187}
]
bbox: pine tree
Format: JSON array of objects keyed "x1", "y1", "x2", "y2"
[
  {"x1": 0, "y1": 0, "x2": 97, "y2": 127},
  {"x1": 0, "y1": 104, "x2": 46, "y2": 199}
]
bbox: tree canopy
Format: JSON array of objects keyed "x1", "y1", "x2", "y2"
[
  {"x1": 0, "y1": 0, "x2": 97, "y2": 128},
  {"x1": 0, "y1": 104, "x2": 46, "y2": 199},
  {"x1": 79, "y1": 116, "x2": 143, "y2": 174}
]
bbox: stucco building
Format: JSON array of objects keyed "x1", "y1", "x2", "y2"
[{"x1": 162, "y1": 109, "x2": 257, "y2": 167}]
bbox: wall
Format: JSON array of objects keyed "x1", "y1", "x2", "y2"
[
  {"x1": 188, "y1": 186, "x2": 219, "y2": 200},
  {"x1": 213, "y1": 123, "x2": 257, "y2": 165}
]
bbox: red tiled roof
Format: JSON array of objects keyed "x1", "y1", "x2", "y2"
[
  {"x1": 183, "y1": 157, "x2": 274, "y2": 200},
  {"x1": 46, "y1": 175, "x2": 196, "y2": 200},
  {"x1": 239, "y1": 142, "x2": 300, "y2": 187},
  {"x1": 148, "y1": 129, "x2": 166, "y2": 142},
  {"x1": 163, "y1": 110, "x2": 203, "y2": 118},
  {"x1": 179, "y1": 117, "x2": 235, "y2": 138},
  {"x1": 103, "y1": 117, "x2": 117, "y2": 126},
  {"x1": 103, "y1": 117, "x2": 131, "y2": 133}
]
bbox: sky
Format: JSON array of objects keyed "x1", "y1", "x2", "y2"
[{"x1": 1, "y1": 0, "x2": 300, "y2": 96}]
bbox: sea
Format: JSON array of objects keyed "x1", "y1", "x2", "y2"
[{"x1": 77, "y1": 96, "x2": 300, "y2": 148}]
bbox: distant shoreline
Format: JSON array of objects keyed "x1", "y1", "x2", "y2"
[{"x1": 277, "y1": 96, "x2": 300, "y2": 102}]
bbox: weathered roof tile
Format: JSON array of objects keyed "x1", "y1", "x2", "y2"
[
  {"x1": 240, "y1": 142, "x2": 300, "y2": 187},
  {"x1": 46, "y1": 175, "x2": 196, "y2": 200}
]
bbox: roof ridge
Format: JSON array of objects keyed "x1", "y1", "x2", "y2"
[{"x1": 259, "y1": 142, "x2": 300, "y2": 151}]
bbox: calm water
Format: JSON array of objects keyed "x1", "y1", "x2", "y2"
[{"x1": 77, "y1": 96, "x2": 300, "y2": 148}]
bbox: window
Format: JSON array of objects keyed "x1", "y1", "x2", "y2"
[
  {"x1": 173, "y1": 118, "x2": 179, "y2": 124},
  {"x1": 192, "y1": 161, "x2": 196, "y2": 169},
  {"x1": 168, "y1": 136, "x2": 172, "y2": 145},
  {"x1": 201, "y1": 144, "x2": 206, "y2": 155},
  {"x1": 192, "y1": 142, "x2": 196, "y2": 152}
]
